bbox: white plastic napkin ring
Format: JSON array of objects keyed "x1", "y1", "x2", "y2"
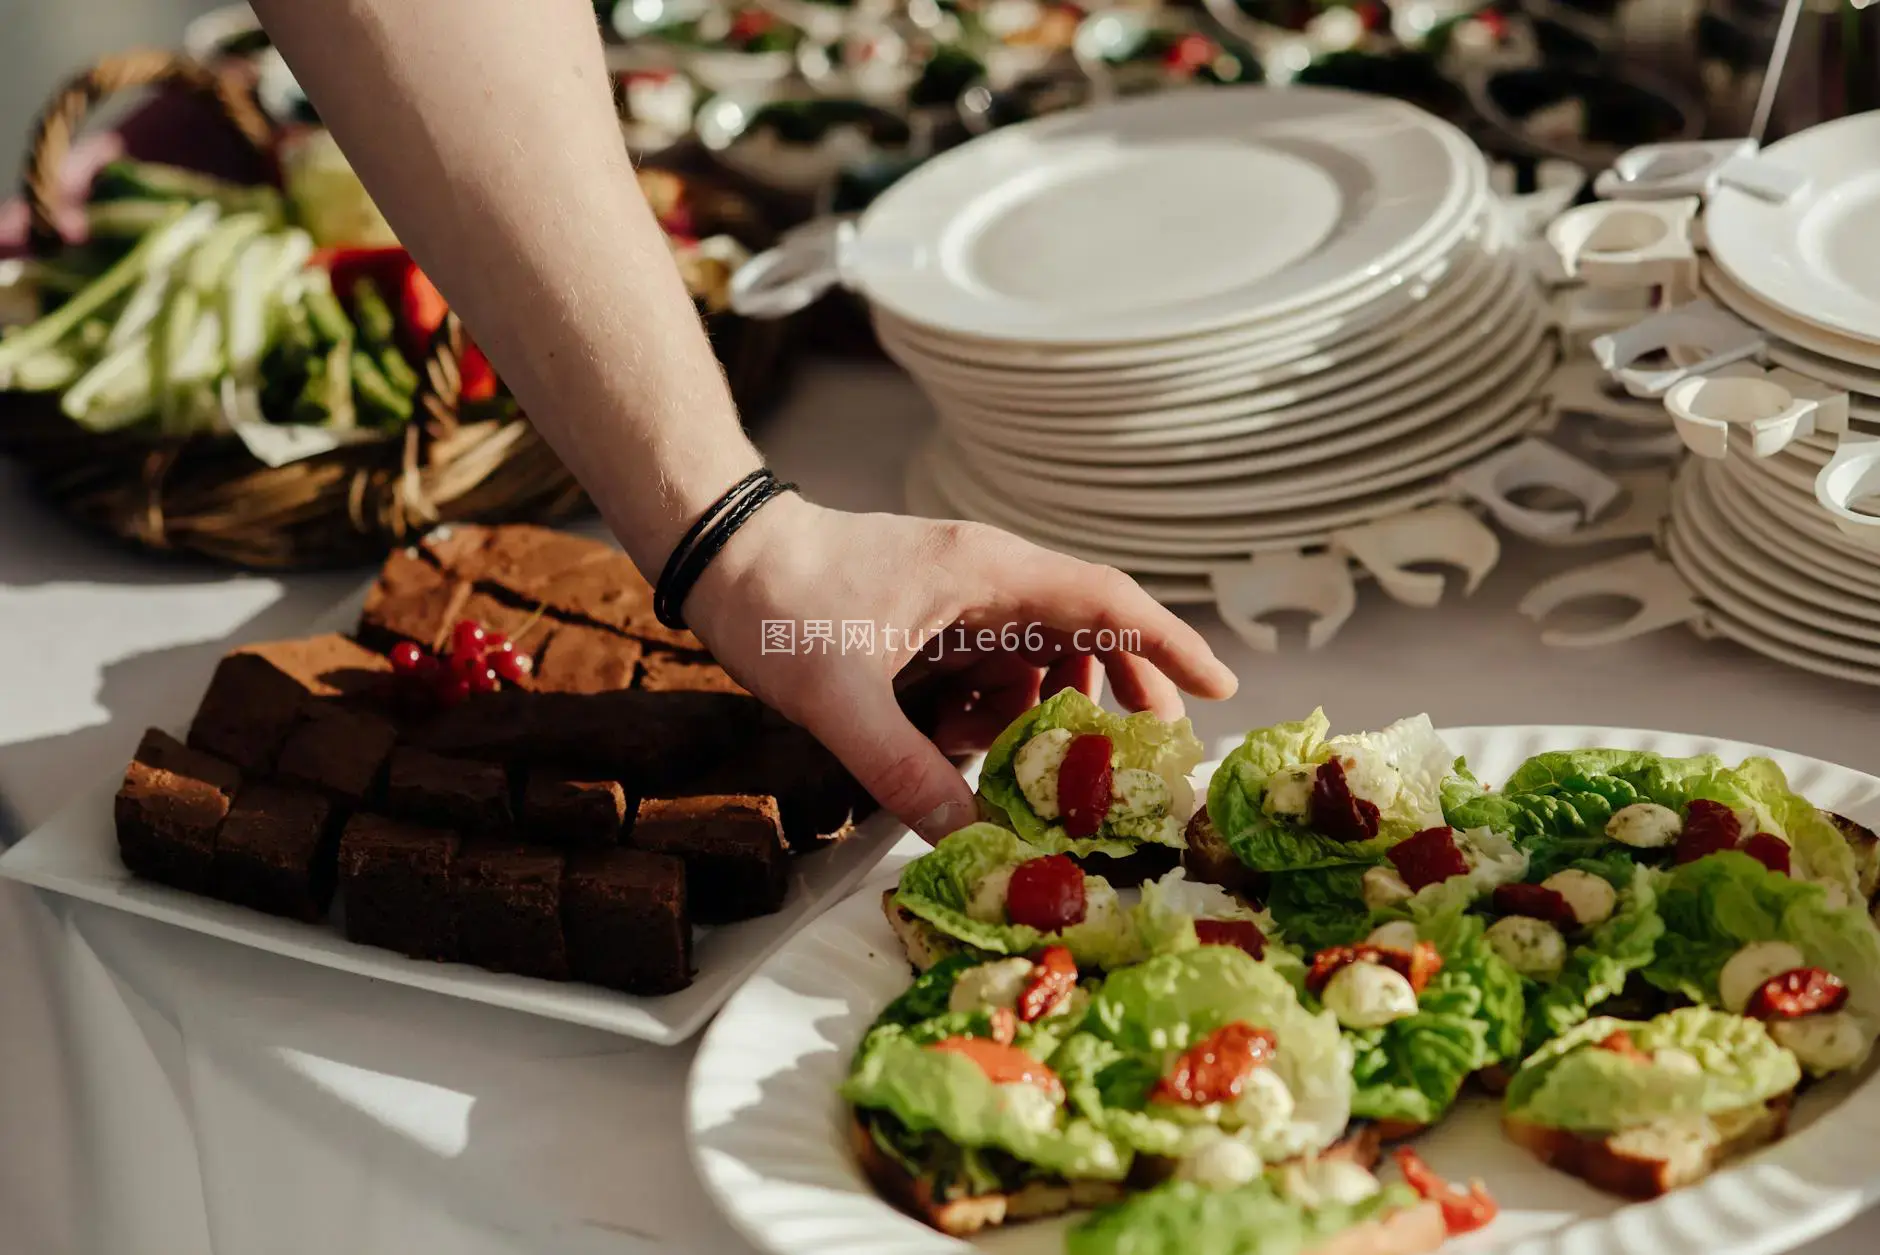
[
  {"x1": 1592, "y1": 139, "x2": 1758, "y2": 200},
  {"x1": 1450, "y1": 438, "x2": 1623, "y2": 540},
  {"x1": 1590, "y1": 298, "x2": 1766, "y2": 397},
  {"x1": 1662, "y1": 364, "x2": 1849, "y2": 460},
  {"x1": 730, "y1": 218, "x2": 856, "y2": 319},
  {"x1": 1546, "y1": 198, "x2": 1700, "y2": 297},
  {"x1": 1330, "y1": 504, "x2": 1500, "y2": 608},
  {"x1": 1517, "y1": 550, "x2": 1700, "y2": 647},
  {"x1": 1815, "y1": 437, "x2": 1880, "y2": 547},
  {"x1": 1210, "y1": 552, "x2": 1356, "y2": 653}
]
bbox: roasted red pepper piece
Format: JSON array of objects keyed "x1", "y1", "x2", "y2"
[
  {"x1": 1746, "y1": 967, "x2": 1848, "y2": 1020},
  {"x1": 1676, "y1": 799, "x2": 1742, "y2": 865},
  {"x1": 1492, "y1": 882, "x2": 1579, "y2": 930},
  {"x1": 1594, "y1": 1029, "x2": 1647, "y2": 1059},
  {"x1": 1393, "y1": 1148, "x2": 1498, "y2": 1235},
  {"x1": 1149, "y1": 1022, "x2": 1277, "y2": 1107},
  {"x1": 1310, "y1": 758, "x2": 1381, "y2": 843},
  {"x1": 1741, "y1": 832, "x2": 1792, "y2": 876},
  {"x1": 401, "y1": 265, "x2": 497, "y2": 400},
  {"x1": 1005, "y1": 854, "x2": 1088, "y2": 933},
  {"x1": 1306, "y1": 941, "x2": 1444, "y2": 997},
  {"x1": 1388, "y1": 825, "x2": 1469, "y2": 890},
  {"x1": 1017, "y1": 946, "x2": 1079, "y2": 1023},
  {"x1": 929, "y1": 1037, "x2": 1062, "y2": 1096},
  {"x1": 1057, "y1": 734, "x2": 1114, "y2": 838},
  {"x1": 1194, "y1": 917, "x2": 1267, "y2": 960}
]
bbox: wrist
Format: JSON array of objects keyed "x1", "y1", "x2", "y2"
[{"x1": 683, "y1": 491, "x2": 817, "y2": 644}]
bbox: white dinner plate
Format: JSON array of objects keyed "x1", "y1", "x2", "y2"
[
  {"x1": 1703, "y1": 464, "x2": 1880, "y2": 595},
  {"x1": 875, "y1": 247, "x2": 1511, "y2": 408},
  {"x1": 928, "y1": 289, "x2": 1548, "y2": 463},
  {"x1": 0, "y1": 583, "x2": 912, "y2": 1046},
  {"x1": 950, "y1": 349, "x2": 1554, "y2": 516},
  {"x1": 1702, "y1": 263, "x2": 1880, "y2": 372},
  {"x1": 1666, "y1": 524, "x2": 1880, "y2": 668},
  {"x1": 1701, "y1": 609, "x2": 1880, "y2": 687},
  {"x1": 1764, "y1": 340, "x2": 1880, "y2": 403},
  {"x1": 849, "y1": 86, "x2": 1482, "y2": 345},
  {"x1": 1705, "y1": 111, "x2": 1880, "y2": 344},
  {"x1": 688, "y1": 728, "x2": 1880, "y2": 1255},
  {"x1": 1717, "y1": 454, "x2": 1880, "y2": 565}
]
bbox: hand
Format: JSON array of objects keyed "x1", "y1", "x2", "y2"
[{"x1": 684, "y1": 495, "x2": 1238, "y2": 841}]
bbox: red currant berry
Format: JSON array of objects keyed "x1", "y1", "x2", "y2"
[
  {"x1": 450, "y1": 619, "x2": 489, "y2": 657},
  {"x1": 448, "y1": 648, "x2": 488, "y2": 680},
  {"x1": 468, "y1": 665, "x2": 502, "y2": 695},
  {"x1": 412, "y1": 653, "x2": 441, "y2": 681},
  {"x1": 434, "y1": 677, "x2": 473, "y2": 707},
  {"x1": 490, "y1": 647, "x2": 528, "y2": 683},
  {"x1": 484, "y1": 631, "x2": 509, "y2": 651},
  {"x1": 390, "y1": 641, "x2": 425, "y2": 673}
]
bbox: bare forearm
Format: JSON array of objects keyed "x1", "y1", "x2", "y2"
[{"x1": 251, "y1": 0, "x2": 760, "y2": 574}]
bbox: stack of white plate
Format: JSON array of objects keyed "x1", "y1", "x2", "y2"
[{"x1": 863, "y1": 85, "x2": 1559, "y2": 591}]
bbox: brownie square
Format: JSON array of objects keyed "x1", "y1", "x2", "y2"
[
  {"x1": 418, "y1": 522, "x2": 493, "y2": 573},
  {"x1": 133, "y1": 727, "x2": 242, "y2": 795},
  {"x1": 630, "y1": 794, "x2": 788, "y2": 922},
  {"x1": 636, "y1": 652, "x2": 746, "y2": 695},
  {"x1": 448, "y1": 524, "x2": 613, "y2": 594},
  {"x1": 213, "y1": 782, "x2": 337, "y2": 921},
  {"x1": 686, "y1": 717, "x2": 870, "y2": 849},
  {"x1": 115, "y1": 761, "x2": 234, "y2": 892},
  {"x1": 275, "y1": 705, "x2": 398, "y2": 807},
  {"x1": 386, "y1": 747, "x2": 512, "y2": 834},
  {"x1": 531, "y1": 624, "x2": 643, "y2": 694},
  {"x1": 452, "y1": 842, "x2": 569, "y2": 979},
  {"x1": 562, "y1": 848, "x2": 691, "y2": 994},
  {"x1": 188, "y1": 635, "x2": 394, "y2": 771},
  {"x1": 337, "y1": 814, "x2": 461, "y2": 960},
  {"x1": 358, "y1": 546, "x2": 469, "y2": 653},
  {"x1": 522, "y1": 771, "x2": 629, "y2": 847}
]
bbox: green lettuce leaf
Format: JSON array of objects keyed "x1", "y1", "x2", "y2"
[
  {"x1": 1524, "y1": 860, "x2": 1665, "y2": 1053},
  {"x1": 1344, "y1": 886, "x2": 1526, "y2": 1124},
  {"x1": 1263, "y1": 866, "x2": 1374, "y2": 953},
  {"x1": 1059, "y1": 947, "x2": 1352, "y2": 1163},
  {"x1": 841, "y1": 1034, "x2": 1130, "y2": 1179},
  {"x1": 1209, "y1": 712, "x2": 1456, "y2": 874},
  {"x1": 892, "y1": 822, "x2": 1149, "y2": 969},
  {"x1": 1730, "y1": 758, "x2": 1862, "y2": 898},
  {"x1": 1646, "y1": 851, "x2": 1880, "y2": 1042},
  {"x1": 978, "y1": 689, "x2": 1203, "y2": 857},
  {"x1": 1505, "y1": 1006, "x2": 1801, "y2": 1133},
  {"x1": 1067, "y1": 1177, "x2": 1419, "y2": 1255}
]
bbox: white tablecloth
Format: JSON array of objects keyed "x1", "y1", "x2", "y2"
[{"x1": 2, "y1": 362, "x2": 1875, "y2": 1255}]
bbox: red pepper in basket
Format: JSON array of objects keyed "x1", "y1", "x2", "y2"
[{"x1": 401, "y1": 265, "x2": 498, "y2": 401}]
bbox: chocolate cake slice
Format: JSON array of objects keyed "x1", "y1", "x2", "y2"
[
  {"x1": 386, "y1": 747, "x2": 513, "y2": 834},
  {"x1": 274, "y1": 705, "x2": 398, "y2": 808},
  {"x1": 452, "y1": 842, "x2": 570, "y2": 979},
  {"x1": 562, "y1": 847, "x2": 691, "y2": 994},
  {"x1": 630, "y1": 794, "x2": 789, "y2": 922},
  {"x1": 115, "y1": 729, "x2": 242, "y2": 892},
  {"x1": 636, "y1": 651, "x2": 746, "y2": 695},
  {"x1": 188, "y1": 634, "x2": 393, "y2": 771},
  {"x1": 337, "y1": 814, "x2": 461, "y2": 960},
  {"x1": 213, "y1": 781, "x2": 338, "y2": 921},
  {"x1": 522, "y1": 770, "x2": 629, "y2": 848},
  {"x1": 357, "y1": 546, "x2": 469, "y2": 654},
  {"x1": 530, "y1": 623, "x2": 643, "y2": 694},
  {"x1": 684, "y1": 715, "x2": 870, "y2": 850}
]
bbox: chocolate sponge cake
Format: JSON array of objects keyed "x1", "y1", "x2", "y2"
[
  {"x1": 563, "y1": 848, "x2": 691, "y2": 994},
  {"x1": 630, "y1": 794, "x2": 789, "y2": 922},
  {"x1": 338, "y1": 814, "x2": 461, "y2": 961},
  {"x1": 115, "y1": 728, "x2": 242, "y2": 893},
  {"x1": 213, "y1": 782, "x2": 338, "y2": 922}
]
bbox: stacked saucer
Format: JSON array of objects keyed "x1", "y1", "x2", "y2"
[{"x1": 776, "y1": 85, "x2": 1561, "y2": 591}]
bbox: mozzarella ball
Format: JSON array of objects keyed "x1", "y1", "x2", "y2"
[
  {"x1": 1015, "y1": 728, "x2": 1074, "y2": 820},
  {"x1": 1361, "y1": 866, "x2": 1415, "y2": 912},
  {"x1": 995, "y1": 1081, "x2": 1062, "y2": 1132},
  {"x1": 1279, "y1": 1158, "x2": 1383, "y2": 1209},
  {"x1": 1606, "y1": 802, "x2": 1684, "y2": 848},
  {"x1": 1541, "y1": 869, "x2": 1618, "y2": 929},
  {"x1": 966, "y1": 864, "x2": 1017, "y2": 924},
  {"x1": 1108, "y1": 767, "x2": 1170, "y2": 820},
  {"x1": 1770, "y1": 1012, "x2": 1867, "y2": 1075},
  {"x1": 1366, "y1": 920, "x2": 1421, "y2": 952},
  {"x1": 1263, "y1": 765, "x2": 1316, "y2": 819},
  {"x1": 1229, "y1": 1066, "x2": 1296, "y2": 1142},
  {"x1": 1179, "y1": 1131, "x2": 1264, "y2": 1190},
  {"x1": 947, "y1": 956, "x2": 1036, "y2": 1015},
  {"x1": 1322, "y1": 962, "x2": 1420, "y2": 1029},
  {"x1": 1718, "y1": 940, "x2": 1807, "y2": 1013},
  {"x1": 1485, "y1": 915, "x2": 1567, "y2": 980},
  {"x1": 1329, "y1": 748, "x2": 1402, "y2": 813}
]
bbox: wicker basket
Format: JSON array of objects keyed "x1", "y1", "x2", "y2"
[{"x1": 0, "y1": 50, "x2": 793, "y2": 569}]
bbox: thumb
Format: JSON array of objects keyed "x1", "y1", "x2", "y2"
[{"x1": 805, "y1": 679, "x2": 979, "y2": 844}]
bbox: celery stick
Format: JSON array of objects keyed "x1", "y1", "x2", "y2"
[
  {"x1": 322, "y1": 340, "x2": 356, "y2": 431},
  {"x1": 225, "y1": 229, "x2": 314, "y2": 387},
  {"x1": 303, "y1": 270, "x2": 354, "y2": 346},
  {"x1": 61, "y1": 336, "x2": 155, "y2": 431},
  {"x1": 10, "y1": 347, "x2": 82, "y2": 392},
  {"x1": 352, "y1": 351, "x2": 413, "y2": 426},
  {"x1": 0, "y1": 204, "x2": 186, "y2": 383},
  {"x1": 86, "y1": 200, "x2": 184, "y2": 240},
  {"x1": 104, "y1": 202, "x2": 221, "y2": 351},
  {"x1": 185, "y1": 213, "x2": 269, "y2": 294}
]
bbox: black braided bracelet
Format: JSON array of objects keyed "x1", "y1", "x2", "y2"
[{"x1": 653, "y1": 468, "x2": 797, "y2": 630}]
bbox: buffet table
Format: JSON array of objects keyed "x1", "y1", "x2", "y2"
[{"x1": 3, "y1": 361, "x2": 1876, "y2": 1255}]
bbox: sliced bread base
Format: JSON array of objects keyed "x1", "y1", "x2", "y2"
[
  {"x1": 1504, "y1": 1093, "x2": 1793, "y2": 1200},
  {"x1": 1313, "y1": 1200, "x2": 1447, "y2": 1255},
  {"x1": 883, "y1": 890, "x2": 965, "y2": 974}
]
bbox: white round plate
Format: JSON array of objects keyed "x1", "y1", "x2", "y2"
[
  {"x1": 1674, "y1": 470, "x2": 1880, "y2": 639},
  {"x1": 927, "y1": 287, "x2": 1547, "y2": 460},
  {"x1": 1702, "y1": 263, "x2": 1880, "y2": 372},
  {"x1": 1666, "y1": 524, "x2": 1880, "y2": 666},
  {"x1": 1700, "y1": 463, "x2": 1880, "y2": 595},
  {"x1": 689, "y1": 732, "x2": 1880, "y2": 1255},
  {"x1": 1716, "y1": 453, "x2": 1880, "y2": 563},
  {"x1": 1701, "y1": 605, "x2": 1880, "y2": 687},
  {"x1": 940, "y1": 311, "x2": 1551, "y2": 484},
  {"x1": 849, "y1": 86, "x2": 1482, "y2": 344},
  {"x1": 1706, "y1": 112, "x2": 1880, "y2": 344},
  {"x1": 951, "y1": 349, "x2": 1554, "y2": 515},
  {"x1": 1764, "y1": 340, "x2": 1880, "y2": 402},
  {"x1": 875, "y1": 248, "x2": 1512, "y2": 406}
]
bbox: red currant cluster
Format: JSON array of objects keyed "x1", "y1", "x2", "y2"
[{"x1": 389, "y1": 619, "x2": 532, "y2": 709}]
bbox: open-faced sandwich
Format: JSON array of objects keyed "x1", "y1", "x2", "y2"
[{"x1": 853, "y1": 707, "x2": 1880, "y2": 1248}]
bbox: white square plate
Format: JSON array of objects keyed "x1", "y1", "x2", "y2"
[{"x1": 0, "y1": 579, "x2": 916, "y2": 1046}]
